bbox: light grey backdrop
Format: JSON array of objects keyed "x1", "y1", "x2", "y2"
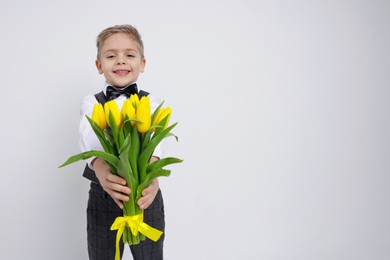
[{"x1": 1, "y1": 0, "x2": 389, "y2": 259}]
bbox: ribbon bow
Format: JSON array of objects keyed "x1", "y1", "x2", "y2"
[
  {"x1": 106, "y1": 83, "x2": 138, "y2": 100},
  {"x1": 110, "y1": 213, "x2": 163, "y2": 260}
]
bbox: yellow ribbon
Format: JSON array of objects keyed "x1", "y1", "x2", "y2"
[{"x1": 110, "y1": 213, "x2": 163, "y2": 260}]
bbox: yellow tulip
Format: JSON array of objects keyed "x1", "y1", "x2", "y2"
[
  {"x1": 129, "y1": 94, "x2": 139, "y2": 108},
  {"x1": 92, "y1": 103, "x2": 107, "y2": 130},
  {"x1": 104, "y1": 100, "x2": 123, "y2": 128},
  {"x1": 136, "y1": 96, "x2": 151, "y2": 133},
  {"x1": 122, "y1": 99, "x2": 136, "y2": 125},
  {"x1": 154, "y1": 107, "x2": 172, "y2": 131}
]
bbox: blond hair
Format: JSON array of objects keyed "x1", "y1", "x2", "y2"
[{"x1": 96, "y1": 24, "x2": 144, "y2": 60}]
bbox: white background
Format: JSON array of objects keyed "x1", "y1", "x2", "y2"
[{"x1": 1, "y1": 0, "x2": 389, "y2": 259}]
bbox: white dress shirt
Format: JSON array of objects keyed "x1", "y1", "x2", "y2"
[{"x1": 79, "y1": 82, "x2": 164, "y2": 168}]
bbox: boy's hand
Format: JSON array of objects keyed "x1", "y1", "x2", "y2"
[
  {"x1": 137, "y1": 156, "x2": 160, "y2": 210},
  {"x1": 137, "y1": 178, "x2": 159, "y2": 210},
  {"x1": 92, "y1": 157, "x2": 131, "y2": 209}
]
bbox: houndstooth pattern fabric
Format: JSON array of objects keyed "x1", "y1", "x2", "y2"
[{"x1": 87, "y1": 182, "x2": 165, "y2": 260}]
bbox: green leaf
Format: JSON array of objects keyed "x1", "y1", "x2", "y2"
[
  {"x1": 86, "y1": 116, "x2": 113, "y2": 154},
  {"x1": 117, "y1": 138, "x2": 139, "y2": 216},
  {"x1": 135, "y1": 169, "x2": 171, "y2": 202},
  {"x1": 119, "y1": 126, "x2": 125, "y2": 149},
  {"x1": 128, "y1": 118, "x2": 142, "y2": 124},
  {"x1": 108, "y1": 111, "x2": 120, "y2": 150},
  {"x1": 118, "y1": 133, "x2": 131, "y2": 155},
  {"x1": 152, "y1": 122, "x2": 178, "y2": 142},
  {"x1": 164, "y1": 132, "x2": 179, "y2": 142},
  {"x1": 138, "y1": 122, "x2": 178, "y2": 175},
  {"x1": 141, "y1": 129, "x2": 152, "y2": 152},
  {"x1": 129, "y1": 126, "x2": 140, "y2": 182},
  {"x1": 117, "y1": 143, "x2": 133, "y2": 183},
  {"x1": 122, "y1": 118, "x2": 132, "y2": 139},
  {"x1": 151, "y1": 101, "x2": 164, "y2": 126},
  {"x1": 153, "y1": 114, "x2": 170, "y2": 136},
  {"x1": 146, "y1": 157, "x2": 183, "y2": 174},
  {"x1": 58, "y1": 150, "x2": 119, "y2": 168},
  {"x1": 103, "y1": 131, "x2": 116, "y2": 153}
]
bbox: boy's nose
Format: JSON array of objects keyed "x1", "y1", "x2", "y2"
[{"x1": 116, "y1": 56, "x2": 126, "y2": 65}]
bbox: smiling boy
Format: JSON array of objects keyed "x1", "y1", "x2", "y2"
[
  {"x1": 96, "y1": 32, "x2": 145, "y2": 88},
  {"x1": 79, "y1": 25, "x2": 165, "y2": 260}
]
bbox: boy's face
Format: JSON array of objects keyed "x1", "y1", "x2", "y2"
[{"x1": 96, "y1": 33, "x2": 146, "y2": 88}]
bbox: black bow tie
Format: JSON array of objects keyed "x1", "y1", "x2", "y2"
[{"x1": 106, "y1": 84, "x2": 138, "y2": 100}]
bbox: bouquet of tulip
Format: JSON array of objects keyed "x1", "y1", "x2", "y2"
[{"x1": 59, "y1": 94, "x2": 182, "y2": 258}]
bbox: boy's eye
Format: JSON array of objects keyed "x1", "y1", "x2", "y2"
[
  {"x1": 107, "y1": 55, "x2": 115, "y2": 59},
  {"x1": 127, "y1": 54, "x2": 135, "y2": 58}
]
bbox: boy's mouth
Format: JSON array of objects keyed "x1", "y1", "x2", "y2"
[{"x1": 114, "y1": 70, "x2": 130, "y2": 76}]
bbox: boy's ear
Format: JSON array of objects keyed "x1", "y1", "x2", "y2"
[
  {"x1": 95, "y1": 59, "x2": 103, "y2": 74},
  {"x1": 140, "y1": 58, "x2": 146, "y2": 73}
]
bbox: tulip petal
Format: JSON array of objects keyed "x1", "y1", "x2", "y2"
[
  {"x1": 136, "y1": 97, "x2": 151, "y2": 133},
  {"x1": 92, "y1": 103, "x2": 107, "y2": 130},
  {"x1": 105, "y1": 100, "x2": 123, "y2": 128}
]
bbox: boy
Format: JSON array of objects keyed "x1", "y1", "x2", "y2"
[{"x1": 79, "y1": 24, "x2": 165, "y2": 260}]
